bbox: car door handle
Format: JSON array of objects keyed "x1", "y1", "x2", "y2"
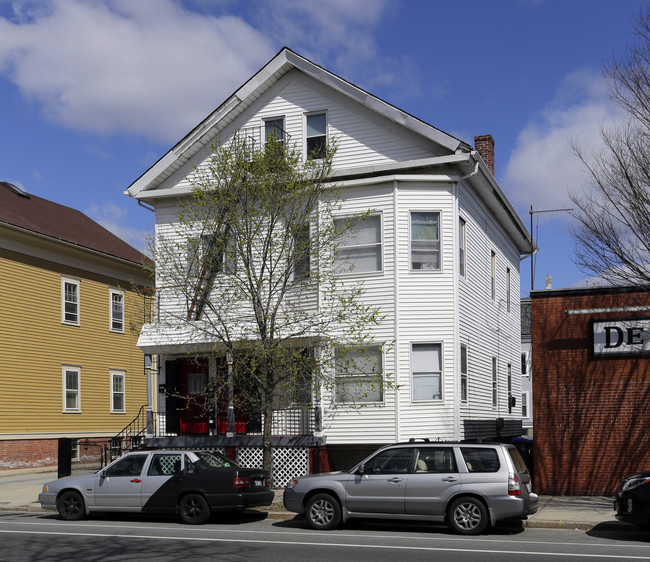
[
  {"x1": 130, "y1": 479, "x2": 142, "y2": 483},
  {"x1": 387, "y1": 477, "x2": 403, "y2": 483},
  {"x1": 441, "y1": 477, "x2": 457, "y2": 482}
]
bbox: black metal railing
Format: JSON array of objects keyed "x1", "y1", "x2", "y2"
[{"x1": 110, "y1": 405, "x2": 150, "y2": 461}]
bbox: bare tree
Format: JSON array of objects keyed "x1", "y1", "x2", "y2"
[
  {"x1": 151, "y1": 135, "x2": 389, "y2": 472},
  {"x1": 571, "y1": 8, "x2": 650, "y2": 286}
]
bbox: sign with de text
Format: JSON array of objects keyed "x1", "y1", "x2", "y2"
[{"x1": 593, "y1": 319, "x2": 650, "y2": 356}]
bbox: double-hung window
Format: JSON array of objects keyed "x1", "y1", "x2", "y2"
[
  {"x1": 335, "y1": 347, "x2": 383, "y2": 403},
  {"x1": 292, "y1": 223, "x2": 310, "y2": 281},
  {"x1": 63, "y1": 366, "x2": 80, "y2": 412},
  {"x1": 110, "y1": 289, "x2": 124, "y2": 332},
  {"x1": 411, "y1": 212, "x2": 440, "y2": 270},
  {"x1": 459, "y1": 217, "x2": 466, "y2": 277},
  {"x1": 306, "y1": 112, "x2": 327, "y2": 159},
  {"x1": 412, "y1": 343, "x2": 442, "y2": 400},
  {"x1": 490, "y1": 251, "x2": 496, "y2": 300},
  {"x1": 460, "y1": 344, "x2": 468, "y2": 402},
  {"x1": 334, "y1": 214, "x2": 382, "y2": 274},
  {"x1": 189, "y1": 232, "x2": 236, "y2": 278},
  {"x1": 522, "y1": 392, "x2": 529, "y2": 418},
  {"x1": 111, "y1": 371, "x2": 125, "y2": 412},
  {"x1": 492, "y1": 356, "x2": 498, "y2": 407},
  {"x1": 62, "y1": 278, "x2": 80, "y2": 325},
  {"x1": 265, "y1": 117, "x2": 285, "y2": 145}
]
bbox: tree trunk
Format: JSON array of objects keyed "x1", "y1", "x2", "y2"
[{"x1": 262, "y1": 395, "x2": 274, "y2": 480}]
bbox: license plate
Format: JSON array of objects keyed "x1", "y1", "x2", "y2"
[{"x1": 254, "y1": 480, "x2": 263, "y2": 487}]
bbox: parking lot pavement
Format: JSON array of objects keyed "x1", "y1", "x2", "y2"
[{"x1": 0, "y1": 467, "x2": 631, "y2": 531}]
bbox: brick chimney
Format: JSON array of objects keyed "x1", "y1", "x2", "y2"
[{"x1": 474, "y1": 134, "x2": 495, "y2": 176}]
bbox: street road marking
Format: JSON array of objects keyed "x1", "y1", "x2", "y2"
[{"x1": 0, "y1": 529, "x2": 648, "y2": 559}]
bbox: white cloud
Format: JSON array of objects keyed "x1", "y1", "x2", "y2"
[
  {"x1": 86, "y1": 201, "x2": 151, "y2": 253},
  {"x1": 0, "y1": 0, "x2": 275, "y2": 142},
  {"x1": 0, "y1": 0, "x2": 399, "y2": 142},
  {"x1": 503, "y1": 68, "x2": 625, "y2": 215}
]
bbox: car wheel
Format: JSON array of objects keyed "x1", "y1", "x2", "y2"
[
  {"x1": 305, "y1": 493, "x2": 341, "y2": 530},
  {"x1": 179, "y1": 493, "x2": 211, "y2": 525},
  {"x1": 448, "y1": 496, "x2": 488, "y2": 535},
  {"x1": 57, "y1": 490, "x2": 85, "y2": 521}
]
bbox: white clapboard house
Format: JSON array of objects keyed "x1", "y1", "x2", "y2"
[{"x1": 127, "y1": 48, "x2": 532, "y2": 484}]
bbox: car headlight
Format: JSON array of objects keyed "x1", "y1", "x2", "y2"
[
  {"x1": 285, "y1": 479, "x2": 299, "y2": 489},
  {"x1": 622, "y1": 476, "x2": 650, "y2": 491}
]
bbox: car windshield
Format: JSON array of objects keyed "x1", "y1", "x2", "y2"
[{"x1": 195, "y1": 451, "x2": 239, "y2": 469}]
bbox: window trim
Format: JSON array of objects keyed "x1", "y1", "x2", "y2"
[
  {"x1": 521, "y1": 351, "x2": 529, "y2": 376},
  {"x1": 61, "y1": 277, "x2": 80, "y2": 325},
  {"x1": 110, "y1": 289, "x2": 125, "y2": 333},
  {"x1": 506, "y1": 267, "x2": 511, "y2": 312},
  {"x1": 305, "y1": 110, "x2": 328, "y2": 160},
  {"x1": 409, "y1": 210, "x2": 442, "y2": 272},
  {"x1": 334, "y1": 346, "x2": 384, "y2": 405},
  {"x1": 264, "y1": 116, "x2": 286, "y2": 144},
  {"x1": 292, "y1": 223, "x2": 311, "y2": 282},
  {"x1": 63, "y1": 365, "x2": 81, "y2": 413},
  {"x1": 111, "y1": 370, "x2": 126, "y2": 413},
  {"x1": 333, "y1": 212, "x2": 383, "y2": 276},
  {"x1": 411, "y1": 342, "x2": 443, "y2": 402},
  {"x1": 459, "y1": 217, "x2": 466, "y2": 278}
]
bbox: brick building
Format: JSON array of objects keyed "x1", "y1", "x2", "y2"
[{"x1": 531, "y1": 286, "x2": 650, "y2": 495}]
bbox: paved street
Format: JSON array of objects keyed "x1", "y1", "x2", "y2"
[{"x1": 0, "y1": 512, "x2": 649, "y2": 561}]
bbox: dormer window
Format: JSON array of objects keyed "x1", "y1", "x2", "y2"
[{"x1": 306, "y1": 112, "x2": 327, "y2": 159}]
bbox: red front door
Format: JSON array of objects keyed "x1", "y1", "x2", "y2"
[{"x1": 179, "y1": 359, "x2": 209, "y2": 434}]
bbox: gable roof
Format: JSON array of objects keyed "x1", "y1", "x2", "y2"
[
  {"x1": 127, "y1": 47, "x2": 472, "y2": 198},
  {"x1": 0, "y1": 182, "x2": 145, "y2": 265}
]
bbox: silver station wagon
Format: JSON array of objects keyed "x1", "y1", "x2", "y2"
[
  {"x1": 39, "y1": 449, "x2": 273, "y2": 524},
  {"x1": 284, "y1": 440, "x2": 538, "y2": 534}
]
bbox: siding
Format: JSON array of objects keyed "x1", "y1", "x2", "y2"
[{"x1": 0, "y1": 254, "x2": 147, "y2": 437}]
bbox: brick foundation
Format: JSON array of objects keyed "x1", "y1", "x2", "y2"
[{"x1": 0, "y1": 439, "x2": 59, "y2": 470}]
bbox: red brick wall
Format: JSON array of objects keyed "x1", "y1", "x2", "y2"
[
  {"x1": 532, "y1": 289, "x2": 650, "y2": 495},
  {"x1": 0, "y1": 439, "x2": 59, "y2": 469}
]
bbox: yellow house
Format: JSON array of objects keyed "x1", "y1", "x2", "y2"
[{"x1": 0, "y1": 182, "x2": 151, "y2": 469}]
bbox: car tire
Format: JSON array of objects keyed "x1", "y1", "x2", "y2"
[
  {"x1": 305, "y1": 493, "x2": 341, "y2": 530},
  {"x1": 448, "y1": 496, "x2": 488, "y2": 535},
  {"x1": 57, "y1": 490, "x2": 85, "y2": 521},
  {"x1": 179, "y1": 493, "x2": 211, "y2": 525}
]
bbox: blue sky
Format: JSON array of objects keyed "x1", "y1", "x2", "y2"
[{"x1": 0, "y1": 0, "x2": 641, "y2": 295}]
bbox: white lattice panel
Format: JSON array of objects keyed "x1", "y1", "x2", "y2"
[{"x1": 237, "y1": 447, "x2": 309, "y2": 488}]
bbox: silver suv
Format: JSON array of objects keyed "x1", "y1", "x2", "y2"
[{"x1": 283, "y1": 440, "x2": 538, "y2": 534}]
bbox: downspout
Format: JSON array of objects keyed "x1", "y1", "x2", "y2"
[{"x1": 452, "y1": 182, "x2": 460, "y2": 441}]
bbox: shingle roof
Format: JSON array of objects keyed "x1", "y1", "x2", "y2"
[{"x1": 0, "y1": 182, "x2": 145, "y2": 265}]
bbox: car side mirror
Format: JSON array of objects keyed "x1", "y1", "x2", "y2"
[
  {"x1": 357, "y1": 463, "x2": 365, "y2": 475},
  {"x1": 100, "y1": 469, "x2": 107, "y2": 479}
]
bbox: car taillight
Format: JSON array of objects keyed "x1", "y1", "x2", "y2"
[
  {"x1": 233, "y1": 476, "x2": 251, "y2": 489},
  {"x1": 508, "y1": 472, "x2": 521, "y2": 496},
  {"x1": 265, "y1": 475, "x2": 271, "y2": 487}
]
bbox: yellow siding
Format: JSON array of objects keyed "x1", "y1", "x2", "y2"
[{"x1": 0, "y1": 254, "x2": 149, "y2": 436}]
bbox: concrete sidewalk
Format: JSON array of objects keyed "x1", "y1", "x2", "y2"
[{"x1": 0, "y1": 467, "x2": 626, "y2": 531}]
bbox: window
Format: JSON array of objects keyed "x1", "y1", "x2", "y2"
[
  {"x1": 507, "y1": 362, "x2": 513, "y2": 414},
  {"x1": 335, "y1": 347, "x2": 383, "y2": 403},
  {"x1": 105, "y1": 454, "x2": 147, "y2": 477},
  {"x1": 148, "y1": 453, "x2": 182, "y2": 476},
  {"x1": 506, "y1": 268, "x2": 511, "y2": 312},
  {"x1": 459, "y1": 217, "x2": 466, "y2": 277},
  {"x1": 110, "y1": 290, "x2": 124, "y2": 332},
  {"x1": 334, "y1": 214, "x2": 382, "y2": 274},
  {"x1": 411, "y1": 211, "x2": 440, "y2": 270},
  {"x1": 521, "y1": 352, "x2": 528, "y2": 376},
  {"x1": 363, "y1": 447, "x2": 413, "y2": 474},
  {"x1": 111, "y1": 371, "x2": 125, "y2": 412},
  {"x1": 522, "y1": 392, "x2": 529, "y2": 418},
  {"x1": 412, "y1": 343, "x2": 442, "y2": 400},
  {"x1": 70, "y1": 439, "x2": 80, "y2": 462},
  {"x1": 292, "y1": 223, "x2": 310, "y2": 281},
  {"x1": 460, "y1": 344, "x2": 468, "y2": 402},
  {"x1": 306, "y1": 112, "x2": 327, "y2": 159},
  {"x1": 490, "y1": 251, "x2": 496, "y2": 300},
  {"x1": 63, "y1": 366, "x2": 80, "y2": 412},
  {"x1": 188, "y1": 232, "x2": 236, "y2": 277},
  {"x1": 491, "y1": 356, "x2": 498, "y2": 407},
  {"x1": 62, "y1": 278, "x2": 79, "y2": 324},
  {"x1": 461, "y1": 448, "x2": 501, "y2": 472},
  {"x1": 414, "y1": 447, "x2": 457, "y2": 473},
  {"x1": 265, "y1": 117, "x2": 285, "y2": 144}
]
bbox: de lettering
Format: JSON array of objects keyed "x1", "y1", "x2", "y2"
[{"x1": 604, "y1": 326, "x2": 645, "y2": 348}]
